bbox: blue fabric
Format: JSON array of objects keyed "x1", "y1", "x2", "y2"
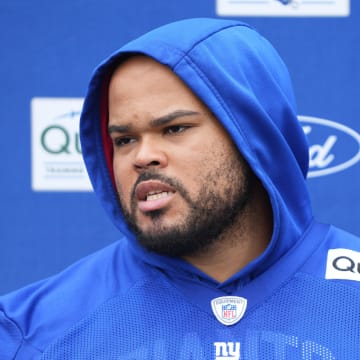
[{"x1": 1, "y1": 18, "x2": 359, "y2": 359}]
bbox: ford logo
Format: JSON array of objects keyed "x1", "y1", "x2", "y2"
[{"x1": 299, "y1": 116, "x2": 360, "y2": 178}]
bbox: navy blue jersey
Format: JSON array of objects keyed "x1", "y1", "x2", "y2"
[{"x1": 1, "y1": 18, "x2": 359, "y2": 359}]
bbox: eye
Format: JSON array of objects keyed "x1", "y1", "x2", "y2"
[
  {"x1": 112, "y1": 136, "x2": 136, "y2": 148},
  {"x1": 165, "y1": 125, "x2": 190, "y2": 135}
]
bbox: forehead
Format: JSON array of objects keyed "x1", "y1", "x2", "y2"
[
  {"x1": 108, "y1": 55, "x2": 214, "y2": 122},
  {"x1": 110, "y1": 56, "x2": 202, "y2": 97}
]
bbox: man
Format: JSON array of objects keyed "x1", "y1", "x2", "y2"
[{"x1": 1, "y1": 18, "x2": 359, "y2": 359}]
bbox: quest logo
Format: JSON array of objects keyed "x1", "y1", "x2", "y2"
[
  {"x1": 299, "y1": 115, "x2": 360, "y2": 178},
  {"x1": 31, "y1": 97, "x2": 92, "y2": 191}
]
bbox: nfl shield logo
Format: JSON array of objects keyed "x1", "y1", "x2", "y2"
[{"x1": 211, "y1": 296, "x2": 247, "y2": 326}]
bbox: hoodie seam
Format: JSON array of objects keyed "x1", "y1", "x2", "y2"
[
  {"x1": 0, "y1": 309, "x2": 43, "y2": 357},
  {"x1": 171, "y1": 22, "x2": 253, "y2": 69},
  {"x1": 172, "y1": 48, "x2": 267, "y2": 185}
]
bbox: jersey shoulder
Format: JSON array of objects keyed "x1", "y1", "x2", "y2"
[{"x1": 0, "y1": 238, "x2": 148, "y2": 356}]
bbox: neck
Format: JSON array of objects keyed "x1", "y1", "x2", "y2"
[{"x1": 183, "y1": 180, "x2": 273, "y2": 283}]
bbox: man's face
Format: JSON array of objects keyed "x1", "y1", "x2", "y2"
[{"x1": 108, "y1": 56, "x2": 253, "y2": 257}]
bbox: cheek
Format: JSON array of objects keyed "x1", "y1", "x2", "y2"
[
  {"x1": 176, "y1": 149, "x2": 218, "y2": 192},
  {"x1": 113, "y1": 163, "x2": 133, "y2": 204},
  {"x1": 195, "y1": 144, "x2": 243, "y2": 185}
]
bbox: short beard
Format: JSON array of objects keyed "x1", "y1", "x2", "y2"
[{"x1": 119, "y1": 160, "x2": 253, "y2": 258}]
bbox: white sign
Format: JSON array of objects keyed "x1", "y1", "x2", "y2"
[
  {"x1": 31, "y1": 97, "x2": 92, "y2": 191},
  {"x1": 217, "y1": 0, "x2": 350, "y2": 17},
  {"x1": 300, "y1": 116, "x2": 360, "y2": 178},
  {"x1": 326, "y1": 248, "x2": 360, "y2": 282}
]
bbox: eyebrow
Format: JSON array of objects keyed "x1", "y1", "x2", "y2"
[{"x1": 108, "y1": 109, "x2": 200, "y2": 134}]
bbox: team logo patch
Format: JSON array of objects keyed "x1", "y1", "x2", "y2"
[{"x1": 211, "y1": 296, "x2": 247, "y2": 326}]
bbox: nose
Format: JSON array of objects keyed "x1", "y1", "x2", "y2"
[{"x1": 133, "y1": 137, "x2": 168, "y2": 171}]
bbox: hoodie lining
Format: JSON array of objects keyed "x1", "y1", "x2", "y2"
[{"x1": 100, "y1": 75, "x2": 115, "y2": 187}]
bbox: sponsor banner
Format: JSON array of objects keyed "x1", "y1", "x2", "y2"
[
  {"x1": 216, "y1": 0, "x2": 350, "y2": 17},
  {"x1": 31, "y1": 97, "x2": 359, "y2": 191},
  {"x1": 31, "y1": 97, "x2": 92, "y2": 191},
  {"x1": 326, "y1": 248, "x2": 360, "y2": 282},
  {"x1": 299, "y1": 116, "x2": 360, "y2": 178}
]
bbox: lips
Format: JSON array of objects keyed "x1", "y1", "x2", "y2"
[{"x1": 135, "y1": 180, "x2": 176, "y2": 212}]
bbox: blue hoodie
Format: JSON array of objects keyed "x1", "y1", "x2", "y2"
[{"x1": 1, "y1": 18, "x2": 360, "y2": 359}]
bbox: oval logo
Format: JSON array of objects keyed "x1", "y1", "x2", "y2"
[{"x1": 299, "y1": 115, "x2": 360, "y2": 178}]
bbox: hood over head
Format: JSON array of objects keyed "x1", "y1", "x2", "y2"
[{"x1": 80, "y1": 18, "x2": 313, "y2": 282}]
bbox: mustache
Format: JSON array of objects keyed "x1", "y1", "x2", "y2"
[{"x1": 130, "y1": 171, "x2": 189, "y2": 202}]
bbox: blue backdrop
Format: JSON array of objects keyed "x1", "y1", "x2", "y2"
[{"x1": 1, "y1": 0, "x2": 359, "y2": 295}]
